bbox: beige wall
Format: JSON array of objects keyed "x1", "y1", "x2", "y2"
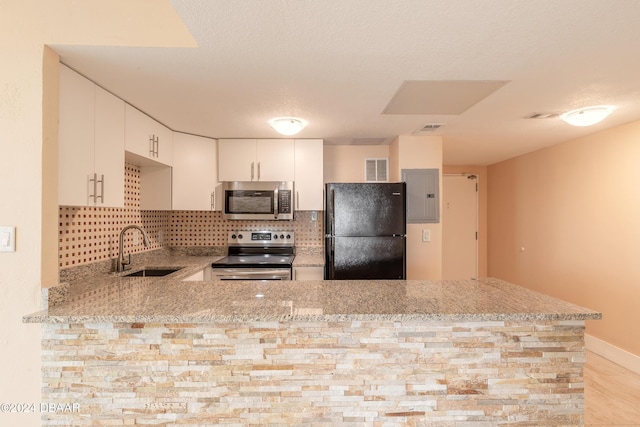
[
  {"x1": 0, "y1": 2, "x2": 194, "y2": 424},
  {"x1": 443, "y1": 165, "x2": 488, "y2": 277},
  {"x1": 325, "y1": 138, "x2": 443, "y2": 280},
  {"x1": 487, "y1": 120, "x2": 640, "y2": 357},
  {"x1": 323, "y1": 145, "x2": 390, "y2": 183},
  {"x1": 391, "y1": 135, "x2": 443, "y2": 280}
]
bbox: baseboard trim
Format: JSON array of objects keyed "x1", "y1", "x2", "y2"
[{"x1": 585, "y1": 334, "x2": 640, "y2": 375}]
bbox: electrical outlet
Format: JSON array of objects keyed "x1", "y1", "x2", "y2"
[{"x1": 422, "y1": 229, "x2": 431, "y2": 242}]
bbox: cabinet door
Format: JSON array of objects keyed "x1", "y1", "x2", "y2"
[
  {"x1": 218, "y1": 139, "x2": 256, "y2": 181},
  {"x1": 293, "y1": 266, "x2": 324, "y2": 281},
  {"x1": 294, "y1": 139, "x2": 323, "y2": 210},
  {"x1": 153, "y1": 121, "x2": 173, "y2": 166},
  {"x1": 94, "y1": 86, "x2": 125, "y2": 208},
  {"x1": 256, "y1": 139, "x2": 294, "y2": 181},
  {"x1": 172, "y1": 132, "x2": 221, "y2": 210},
  {"x1": 125, "y1": 104, "x2": 152, "y2": 159},
  {"x1": 125, "y1": 105, "x2": 172, "y2": 166},
  {"x1": 58, "y1": 65, "x2": 95, "y2": 206}
]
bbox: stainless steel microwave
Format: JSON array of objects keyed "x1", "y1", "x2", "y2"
[{"x1": 222, "y1": 181, "x2": 294, "y2": 220}]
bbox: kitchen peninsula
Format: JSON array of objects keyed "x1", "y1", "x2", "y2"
[{"x1": 24, "y1": 254, "x2": 600, "y2": 426}]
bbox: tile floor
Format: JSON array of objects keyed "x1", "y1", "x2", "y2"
[{"x1": 585, "y1": 351, "x2": 640, "y2": 426}]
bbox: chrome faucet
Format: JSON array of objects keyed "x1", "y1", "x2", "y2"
[{"x1": 117, "y1": 225, "x2": 150, "y2": 272}]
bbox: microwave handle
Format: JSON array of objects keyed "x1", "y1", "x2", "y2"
[{"x1": 273, "y1": 185, "x2": 279, "y2": 219}]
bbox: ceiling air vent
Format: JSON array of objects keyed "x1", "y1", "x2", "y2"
[
  {"x1": 413, "y1": 123, "x2": 445, "y2": 135},
  {"x1": 524, "y1": 112, "x2": 560, "y2": 119},
  {"x1": 365, "y1": 158, "x2": 388, "y2": 182}
]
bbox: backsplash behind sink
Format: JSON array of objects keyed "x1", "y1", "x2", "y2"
[{"x1": 59, "y1": 163, "x2": 323, "y2": 270}]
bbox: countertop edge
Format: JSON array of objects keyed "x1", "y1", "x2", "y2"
[{"x1": 23, "y1": 312, "x2": 601, "y2": 324}]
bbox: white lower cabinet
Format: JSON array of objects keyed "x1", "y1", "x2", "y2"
[
  {"x1": 293, "y1": 266, "x2": 324, "y2": 281},
  {"x1": 172, "y1": 132, "x2": 221, "y2": 211}
]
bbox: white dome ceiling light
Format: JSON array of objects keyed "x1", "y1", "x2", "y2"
[
  {"x1": 269, "y1": 117, "x2": 307, "y2": 135},
  {"x1": 560, "y1": 106, "x2": 614, "y2": 127}
]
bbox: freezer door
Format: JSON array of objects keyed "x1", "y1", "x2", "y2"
[
  {"x1": 325, "y1": 236, "x2": 406, "y2": 280},
  {"x1": 326, "y1": 183, "x2": 406, "y2": 237}
]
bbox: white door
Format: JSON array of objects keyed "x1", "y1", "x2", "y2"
[{"x1": 442, "y1": 175, "x2": 478, "y2": 280}]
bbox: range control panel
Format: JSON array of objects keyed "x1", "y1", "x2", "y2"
[{"x1": 228, "y1": 230, "x2": 295, "y2": 246}]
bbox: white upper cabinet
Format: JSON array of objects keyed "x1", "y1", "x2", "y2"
[
  {"x1": 218, "y1": 139, "x2": 294, "y2": 182},
  {"x1": 124, "y1": 104, "x2": 173, "y2": 166},
  {"x1": 218, "y1": 139, "x2": 256, "y2": 181},
  {"x1": 256, "y1": 139, "x2": 295, "y2": 181},
  {"x1": 294, "y1": 139, "x2": 324, "y2": 211},
  {"x1": 172, "y1": 132, "x2": 222, "y2": 211},
  {"x1": 58, "y1": 65, "x2": 124, "y2": 207}
]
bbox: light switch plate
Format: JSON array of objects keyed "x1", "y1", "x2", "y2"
[
  {"x1": 422, "y1": 229, "x2": 431, "y2": 242},
  {"x1": 0, "y1": 226, "x2": 16, "y2": 252}
]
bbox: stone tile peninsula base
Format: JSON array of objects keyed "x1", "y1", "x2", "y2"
[{"x1": 42, "y1": 319, "x2": 587, "y2": 425}]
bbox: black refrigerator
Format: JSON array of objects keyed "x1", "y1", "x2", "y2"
[{"x1": 324, "y1": 182, "x2": 406, "y2": 280}]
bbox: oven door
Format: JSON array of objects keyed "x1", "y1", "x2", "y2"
[{"x1": 210, "y1": 267, "x2": 292, "y2": 281}]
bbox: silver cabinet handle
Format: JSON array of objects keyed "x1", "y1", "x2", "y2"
[
  {"x1": 257, "y1": 162, "x2": 261, "y2": 181},
  {"x1": 296, "y1": 191, "x2": 299, "y2": 210},
  {"x1": 88, "y1": 173, "x2": 97, "y2": 203},
  {"x1": 149, "y1": 135, "x2": 159, "y2": 158},
  {"x1": 97, "y1": 174, "x2": 104, "y2": 203},
  {"x1": 251, "y1": 162, "x2": 254, "y2": 181},
  {"x1": 211, "y1": 191, "x2": 215, "y2": 210}
]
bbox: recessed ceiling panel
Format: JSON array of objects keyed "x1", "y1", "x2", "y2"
[{"x1": 383, "y1": 80, "x2": 509, "y2": 115}]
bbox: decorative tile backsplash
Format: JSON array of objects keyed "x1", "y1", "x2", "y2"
[{"x1": 59, "y1": 163, "x2": 323, "y2": 269}]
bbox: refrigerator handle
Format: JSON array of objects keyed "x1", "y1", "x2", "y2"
[
  {"x1": 330, "y1": 237, "x2": 335, "y2": 279},
  {"x1": 330, "y1": 189, "x2": 335, "y2": 235}
]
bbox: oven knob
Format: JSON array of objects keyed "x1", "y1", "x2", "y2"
[
  {"x1": 237, "y1": 234, "x2": 243, "y2": 239},
  {"x1": 280, "y1": 234, "x2": 285, "y2": 239},
  {"x1": 273, "y1": 234, "x2": 278, "y2": 239},
  {"x1": 231, "y1": 234, "x2": 236, "y2": 239},
  {"x1": 286, "y1": 234, "x2": 291, "y2": 239}
]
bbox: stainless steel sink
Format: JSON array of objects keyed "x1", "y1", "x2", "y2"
[{"x1": 123, "y1": 268, "x2": 183, "y2": 277}]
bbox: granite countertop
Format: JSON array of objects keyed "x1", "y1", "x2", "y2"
[{"x1": 23, "y1": 253, "x2": 600, "y2": 324}]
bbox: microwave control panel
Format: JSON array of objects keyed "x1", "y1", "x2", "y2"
[{"x1": 279, "y1": 190, "x2": 292, "y2": 213}]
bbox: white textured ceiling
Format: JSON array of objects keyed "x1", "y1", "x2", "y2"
[{"x1": 52, "y1": 0, "x2": 640, "y2": 165}]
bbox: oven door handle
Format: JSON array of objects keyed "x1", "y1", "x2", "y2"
[{"x1": 212, "y1": 268, "x2": 291, "y2": 280}]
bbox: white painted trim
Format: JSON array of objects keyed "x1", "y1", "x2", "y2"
[{"x1": 585, "y1": 334, "x2": 640, "y2": 375}]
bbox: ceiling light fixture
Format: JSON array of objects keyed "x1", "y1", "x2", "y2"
[
  {"x1": 269, "y1": 117, "x2": 307, "y2": 135},
  {"x1": 560, "y1": 106, "x2": 614, "y2": 127}
]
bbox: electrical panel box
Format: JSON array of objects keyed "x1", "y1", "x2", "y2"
[{"x1": 402, "y1": 168, "x2": 440, "y2": 223}]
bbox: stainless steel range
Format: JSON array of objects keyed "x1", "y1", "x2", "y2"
[{"x1": 210, "y1": 230, "x2": 295, "y2": 280}]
